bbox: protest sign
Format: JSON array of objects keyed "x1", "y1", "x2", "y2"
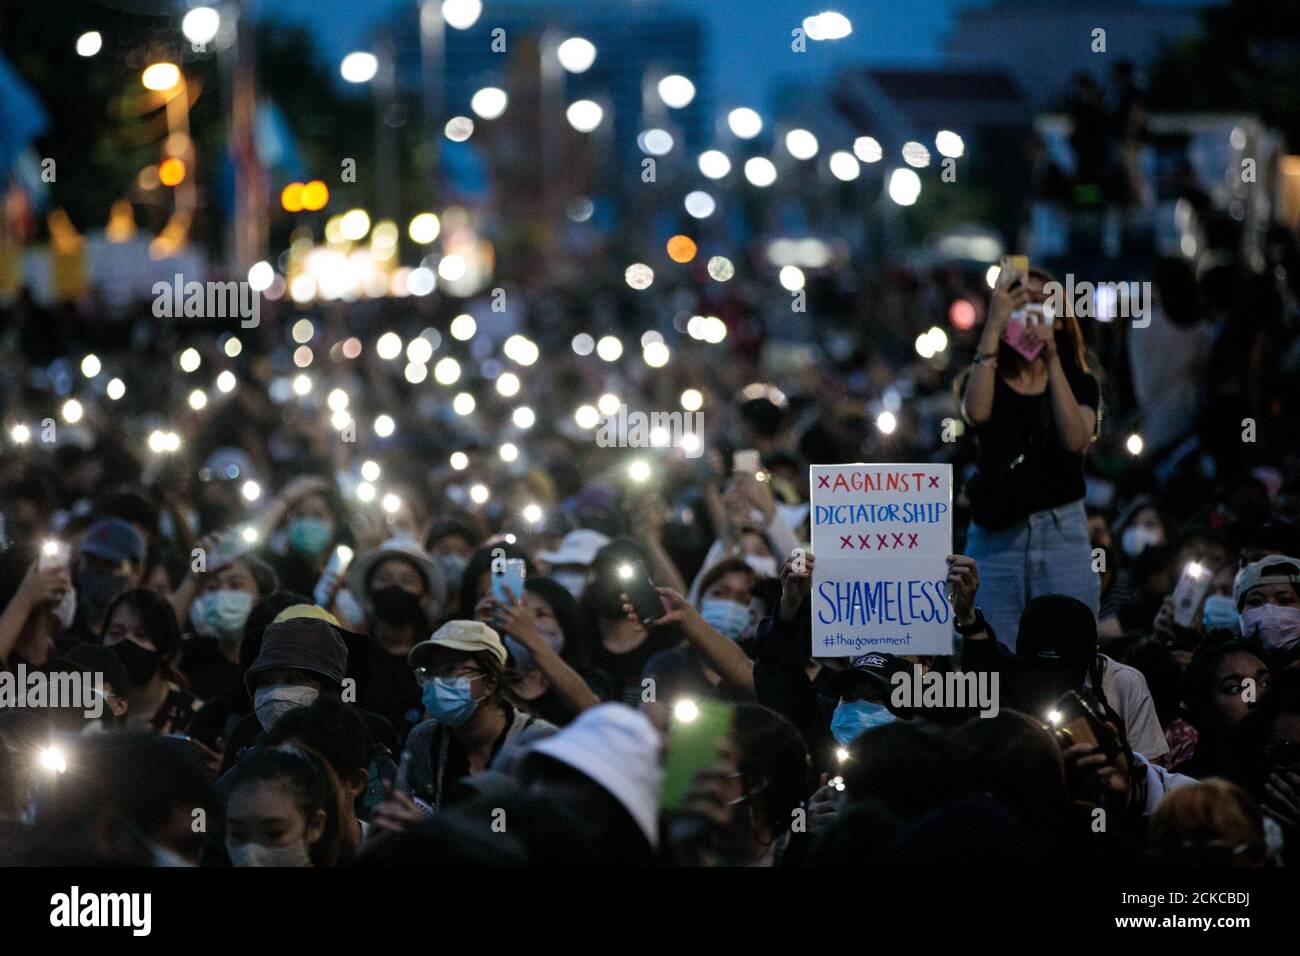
[{"x1": 809, "y1": 463, "x2": 954, "y2": 656}]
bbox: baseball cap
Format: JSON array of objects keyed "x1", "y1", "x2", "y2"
[
  {"x1": 63, "y1": 643, "x2": 131, "y2": 699},
  {"x1": 408, "y1": 620, "x2": 507, "y2": 670},
  {"x1": 79, "y1": 519, "x2": 146, "y2": 566},
  {"x1": 827, "y1": 653, "x2": 912, "y2": 701},
  {"x1": 1233, "y1": 555, "x2": 1300, "y2": 611}
]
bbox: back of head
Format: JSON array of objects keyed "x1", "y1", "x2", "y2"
[
  {"x1": 954, "y1": 710, "x2": 1070, "y2": 836},
  {"x1": 841, "y1": 722, "x2": 972, "y2": 821},
  {"x1": 1148, "y1": 778, "x2": 1265, "y2": 866},
  {"x1": 731, "y1": 704, "x2": 812, "y2": 834}
]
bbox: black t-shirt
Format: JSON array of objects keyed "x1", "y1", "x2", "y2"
[
  {"x1": 968, "y1": 367, "x2": 1099, "y2": 529},
  {"x1": 179, "y1": 638, "x2": 242, "y2": 704},
  {"x1": 591, "y1": 626, "x2": 683, "y2": 706},
  {"x1": 643, "y1": 641, "x2": 755, "y2": 705},
  {"x1": 361, "y1": 642, "x2": 424, "y2": 744}
]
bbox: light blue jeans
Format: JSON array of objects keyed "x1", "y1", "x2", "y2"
[{"x1": 964, "y1": 499, "x2": 1100, "y2": 651}]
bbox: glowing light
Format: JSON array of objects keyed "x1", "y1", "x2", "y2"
[
  {"x1": 469, "y1": 483, "x2": 490, "y2": 504},
  {"x1": 804, "y1": 11, "x2": 853, "y2": 40},
  {"x1": 434, "y1": 357, "x2": 461, "y2": 385},
  {"x1": 598, "y1": 393, "x2": 622, "y2": 416},
  {"x1": 628, "y1": 460, "x2": 651, "y2": 483},
  {"x1": 76, "y1": 32, "x2": 102, "y2": 57},
  {"x1": 829, "y1": 151, "x2": 860, "y2": 181},
  {"x1": 643, "y1": 342, "x2": 670, "y2": 368},
  {"x1": 442, "y1": 0, "x2": 482, "y2": 30},
  {"x1": 625, "y1": 263, "x2": 654, "y2": 290},
  {"x1": 681, "y1": 389, "x2": 703, "y2": 411},
  {"x1": 361, "y1": 460, "x2": 381, "y2": 482},
  {"x1": 902, "y1": 141, "x2": 931, "y2": 168},
  {"x1": 566, "y1": 100, "x2": 604, "y2": 133},
  {"x1": 374, "y1": 414, "x2": 396, "y2": 437},
  {"x1": 404, "y1": 362, "x2": 427, "y2": 384},
  {"x1": 743, "y1": 157, "x2": 777, "y2": 187},
  {"x1": 571, "y1": 334, "x2": 594, "y2": 356},
  {"x1": 556, "y1": 37, "x2": 596, "y2": 73},
  {"x1": 674, "y1": 699, "x2": 699, "y2": 722},
  {"x1": 242, "y1": 480, "x2": 261, "y2": 502},
  {"x1": 728, "y1": 108, "x2": 762, "y2": 140},
  {"x1": 179, "y1": 348, "x2": 201, "y2": 373},
  {"x1": 444, "y1": 116, "x2": 474, "y2": 142},
  {"x1": 658, "y1": 74, "x2": 696, "y2": 109},
  {"x1": 340, "y1": 52, "x2": 378, "y2": 84},
  {"x1": 438, "y1": 254, "x2": 467, "y2": 282},
  {"x1": 382, "y1": 493, "x2": 402, "y2": 514},
  {"x1": 142, "y1": 62, "x2": 181, "y2": 92},
  {"x1": 406, "y1": 338, "x2": 433, "y2": 364},
  {"x1": 523, "y1": 503, "x2": 543, "y2": 524},
  {"x1": 376, "y1": 332, "x2": 403, "y2": 361},
  {"x1": 707, "y1": 256, "x2": 734, "y2": 282},
  {"x1": 499, "y1": 442, "x2": 519, "y2": 462},
  {"x1": 408, "y1": 212, "x2": 441, "y2": 244},
  {"x1": 779, "y1": 266, "x2": 805, "y2": 291},
  {"x1": 876, "y1": 411, "x2": 897, "y2": 435},
  {"x1": 512, "y1": 406, "x2": 535, "y2": 428},
  {"x1": 698, "y1": 150, "x2": 731, "y2": 179},
  {"x1": 450, "y1": 452, "x2": 469, "y2": 471},
  {"x1": 292, "y1": 374, "x2": 312, "y2": 396},
  {"x1": 292, "y1": 318, "x2": 314, "y2": 344},
  {"x1": 80, "y1": 354, "x2": 101, "y2": 378},
  {"x1": 216, "y1": 371, "x2": 236, "y2": 393},
  {"x1": 11, "y1": 424, "x2": 31, "y2": 443},
  {"x1": 950, "y1": 299, "x2": 977, "y2": 331},
  {"x1": 1126, "y1": 433, "x2": 1144, "y2": 456},
  {"x1": 854, "y1": 136, "x2": 883, "y2": 163},
  {"x1": 470, "y1": 87, "x2": 508, "y2": 119},
  {"x1": 785, "y1": 129, "x2": 819, "y2": 160},
  {"x1": 888, "y1": 168, "x2": 922, "y2": 206},
  {"x1": 666, "y1": 235, "x2": 697, "y2": 263},
  {"x1": 450, "y1": 314, "x2": 476, "y2": 341},
  {"x1": 159, "y1": 158, "x2": 186, "y2": 186},
  {"x1": 37, "y1": 745, "x2": 67, "y2": 774},
  {"x1": 188, "y1": 389, "x2": 207, "y2": 410},
  {"x1": 106, "y1": 378, "x2": 125, "y2": 400},
  {"x1": 935, "y1": 130, "x2": 965, "y2": 158},
  {"x1": 684, "y1": 191, "x2": 715, "y2": 219},
  {"x1": 574, "y1": 405, "x2": 601, "y2": 429},
  {"x1": 496, "y1": 372, "x2": 521, "y2": 397},
  {"x1": 241, "y1": 526, "x2": 258, "y2": 543},
  {"x1": 638, "y1": 129, "x2": 673, "y2": 156},
  {"x1": 301, "y1": 180, "x2": 329, "y2": 210},
  {"x1": 356, "y1": 482, "x2": 376, "y2": 503},
  {"x1": 248, "y1": 261, "x2": 274, "y2": 291},
  {"x1": 182, "y1": 7, "x2": 221, "y2": 47},
  {"x1": 340, "y1": 209, "x2": 371, "y2": 241},
  {"x1": 985, "y1": 265, "x2": 1001, "y2": 289},
  {"x1": 596, "y1": 336, "x2": 624, "y2": 362}
]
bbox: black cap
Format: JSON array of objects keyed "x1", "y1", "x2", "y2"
[
  {"x1": 828, "y1": 653, "x2": 912, "y2": 701},
  {"x1": 1015, "y1": 596, "x2": 1097, "y2": 671}
]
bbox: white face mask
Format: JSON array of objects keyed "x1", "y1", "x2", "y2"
[
  {"x1": 1240, "y1": 604, "x2": 1300, "y2": 653},
  {"x1": 52, "y1": 587, "x2": 77, "y2": 630},
  {"x1": 1121, "y1": 524, "x2": 1164, "y2": 559},
  {"x1": 252, "y1": 684, "x2": 320, "y2": 731},
  {"x1": 226, "y1": 839, "x2": 311, "y2": 867}
]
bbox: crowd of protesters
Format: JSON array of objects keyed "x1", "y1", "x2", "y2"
[{"x1": 1, "y1": 228, "x2": 1299, "y2": 867}]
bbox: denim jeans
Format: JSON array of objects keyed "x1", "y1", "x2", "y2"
[{"x1": 964, "y1": 499, "x2": 1101, "y2": 651}]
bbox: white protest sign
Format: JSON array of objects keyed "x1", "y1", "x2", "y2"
[{"x1": 809, "y1": 463, "x2": 954, "y2": 656}]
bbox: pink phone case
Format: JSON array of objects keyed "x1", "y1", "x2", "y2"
[{"x1": 1002, "y1": 320, "x2": 1044, "y2": 361}]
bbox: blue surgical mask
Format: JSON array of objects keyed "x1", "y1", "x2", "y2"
[
  {"x1": 422, "y1": 675, "x2": 481, "y2": 727},
  {"x1": 190, "y1": 589, "x2": 254, "y2": 640},
  {"x1": 1201, "y1": 594, "x2": 1240, "y2": 634},
  {"x1": 700, "y1": 598, "x2": 753, "y2": 641},
  {"x1": 830, "y1": 699, "x2": 896, "y2": 746},
  {"x1": 287, "y1": 517, "x2": 333, "y2": 556}
]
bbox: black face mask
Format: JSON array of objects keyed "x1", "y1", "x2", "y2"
[
  {"x1": 370, "y1": 586, "x2": 427, "y2": 628},
  {"x1": 111, "y1": 640, "x2": 162, "y2": 686}
]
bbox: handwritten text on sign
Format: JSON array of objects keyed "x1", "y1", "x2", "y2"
[{"x1": 810, "y1": 463, "x2": 954, "y2": 656}]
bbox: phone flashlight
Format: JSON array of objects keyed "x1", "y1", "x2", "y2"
[
  {"x1": 617, "y1": 563, "x2": 634, "y2": 580},
  {"x1": 36, "y1": 744, "x2": 68, "y2": 775},
  {"x1": 673, "y1": 699, "x2": 700, "y2": 723},
  {"x1": 1046, "y1": 709, "x2": 1062, "y2": 726},
  {"x1": 835, "y1": 747, "x2": 850, "y2": 764}
]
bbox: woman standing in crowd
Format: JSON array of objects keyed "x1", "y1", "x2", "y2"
[{"x1": 961, "y1": 262, "x2": 1102, "y2": 647}]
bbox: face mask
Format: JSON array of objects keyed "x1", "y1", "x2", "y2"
[
  {"x1": 743, "y1": 555, "x2": 779, "y2": 580},
  {"x1": 52, "y1": 586, "x2": 77, "y2": 630},
  {"x1": 253, "y1": 684, "x2": 320, "y2": 731},
  {"x1": 1121, "y1": 524, "x2": 1163, "y2": 559},
  {"x1": 436, "y1": 553, "x2": 468, "y2": 593},
  {"x1": 422, "y1": 675, "x2": 480, "y2": 727},
  {"x1": 226, "y1": 839, "x2": 311, "y2": 868},
  {"x1": 112, "y1": 640, "x2": 162, "y2": 686},
  {"x1": 369, "y1": 585, "x2": 427, "y2": 628},
  {"x1": 334, "y1": 587, "x2": 366, "y2": 631},
  {"x1": 551, "y1": 570, "x2": 588, "y2": 600},
  {"x1": 830, "y1": 699, "x2": 896, "y2": 746},
  {"x1": 505, "y1": 625, "x2": 564, "y2": 674},
  {"x1": 700, "y1": 598, "x2": 753, "y2": 641},
  {"x1": 78, "y1": 568, "x2": 130, "y2": 612},
  {"x1": 1240, "y1": 604, "x2": 1300, "y2": 653},
  {"x1": 190, "y1": 590, "x2": 254, "y2": 640},
  {"x1": 287, "y1": 517, "x2": 333, "y2": 557},
  {"x1": 1202, "y1": 594, "x2": 1240, "y2": 633}
]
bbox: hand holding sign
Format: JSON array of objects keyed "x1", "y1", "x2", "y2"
[{"x1": 809, "y1": 464, "x2": 954, "y2": 656}]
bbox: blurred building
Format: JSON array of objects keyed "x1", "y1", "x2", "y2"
[{"x1": 944, "y1": 0, "x2": 1205, "y2": 106}]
